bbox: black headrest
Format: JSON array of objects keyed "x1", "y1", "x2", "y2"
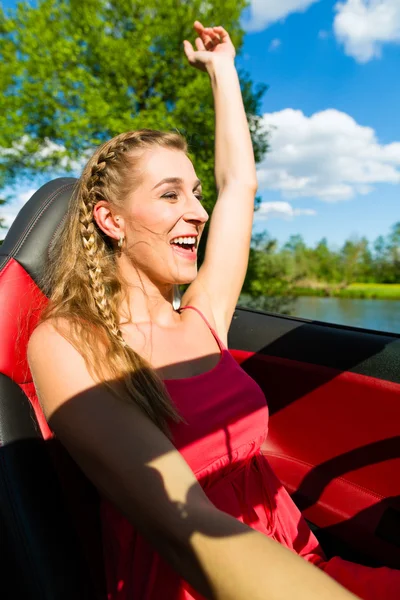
[
  {"x1": 0, "y1": 177, "x2": 77, "y2": 289},
  {"x1": 0, "y1": 177, "x2": 105, "y2": 598}
]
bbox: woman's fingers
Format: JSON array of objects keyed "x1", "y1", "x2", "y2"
[
  {"x1": 186, "y1": 22, "x2": 232, "y2": 65},
  {"x1": 193, "y1": 23, "x2": 227, "y2": 51},
  {"x1": 195, "y1": 36, "x2": 205, "y2": 52},
  {"x1": 212, "y1": 25, "x2": 230, "y2": 41},
  {"x1": 193, "y1": 21, "x2": 214, "y2": 49},
  {"x1": 183, "y1": 40, "x2": 195, "y2": 62},
  {"x1": 209, "y1": 25, "x2": 235, "y2": 56},
  {"x1": 194, "y1": 20, "x2": 204, "y2": 29},
  {"x1": 202, "y1": 31, "x2": 214, "y2": 50},
  {"x1": 205, "y1": 28, "x2": 221, "y2": 48}
]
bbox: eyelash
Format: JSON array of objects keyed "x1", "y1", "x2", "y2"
[{"x1": 162, "y1": 192, "x2": 204, "y2": 202}]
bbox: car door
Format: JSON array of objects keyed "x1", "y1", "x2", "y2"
[{"x1": 229, "y1": 307, "x2": 400, "y2": 569}]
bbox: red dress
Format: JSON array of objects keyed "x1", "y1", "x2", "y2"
[{"x1": 101, "y1": 306, "x2": 400, "y2": 600}]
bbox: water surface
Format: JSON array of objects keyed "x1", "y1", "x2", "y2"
[{"x1": 292, "y1": 297, "x2": 400, "y2": 335}]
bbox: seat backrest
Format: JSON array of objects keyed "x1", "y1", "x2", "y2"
[{"x1": 0, "y1": 178, "x2": 105, "y2": 599}]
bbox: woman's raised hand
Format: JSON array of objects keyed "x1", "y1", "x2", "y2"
[{"x1": 183, "y1": 21, "x2": 236, "y2": 71}]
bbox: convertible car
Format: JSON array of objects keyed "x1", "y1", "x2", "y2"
[{"x1": 0, "y1": 178, "x2": 399, "y2": 599}]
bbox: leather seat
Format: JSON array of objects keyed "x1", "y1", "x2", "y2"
[{"x1": 0, "y1": 178, "x2": 106, "y2": 599}]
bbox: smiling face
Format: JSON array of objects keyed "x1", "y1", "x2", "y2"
[{"x1": 122, "y1": 146, "x2": 209, "y2": 287}]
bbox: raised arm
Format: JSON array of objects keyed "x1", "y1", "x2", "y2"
[
  {"x1": 183, "y1": 23, "x2": 257, "y2": 337},
  {"x1": 27, "y1": 322, "x2": 359, "y2": 600}
]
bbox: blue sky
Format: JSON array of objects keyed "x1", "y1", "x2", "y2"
[
  {"x1": 1, "y1": 0, "x2": 400, "y2": 249},
  {"x1": 237, "y1": 0, "x2": 400, "y2": 248}
]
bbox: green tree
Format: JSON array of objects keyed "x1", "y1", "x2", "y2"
[
  {"x1": 373, "y1": 235, "x2": 388, "y2": 282},
  {"x1": 372, "y1": 228, "x2": 400, "y2": 283},
  {"x1": 340, "y1": 237, "x2": 371, "y2": 284},
  {"x1": 283, "y1": 234, "x2": 309, "y2": 281},
  {"x1": 387, "y1": 222, "x2": 400, "y2": 282},
  {"x1": 311, "y1": 238, "x2": 340, "y2": 283},
  {"x1": 240, "y1": 232, "x2": 295, "y2": 315},
  {"x1": 0, "y1": 0, "x2": 268, "y2": 222},
  {"x1": 357, "y1": 237, "x2": 374, "y2": 282},
  {"x1": 0, "y1": 191, "x2": 7, "y2": 241},
  {"x1": 0, "y1": 199, "x2": 5, "y2": 229}
]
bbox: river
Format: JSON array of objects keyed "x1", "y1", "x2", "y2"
[{"x1": 292, "y1": 297, "x2": 400, "y2": 335}]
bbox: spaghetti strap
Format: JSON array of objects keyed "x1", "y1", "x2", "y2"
[{"x1": 179, "y1": 305, "x2": 226, "y2": 352}]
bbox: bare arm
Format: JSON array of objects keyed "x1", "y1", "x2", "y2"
[
  {"x1": 27, "y1": 322, "x2": 359, "y2": 600},
  {"x1": 183, "y1": 24, "x2": 256, "y2": 336}
]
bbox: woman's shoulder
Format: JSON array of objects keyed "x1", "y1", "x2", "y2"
[
  {"x1": 29, "y1": 316, "x2": 107, "y2": 355},
  {"x1": 27, "y1": 317, "x2": 106, "y2": 421},
  {"x1": 28, "y1": 317, "x2": 89, "y2": 370},
  {"x1": 28, "y1": 317, "x2": 69, "y2": 355},
  {"x1": 28, "y1": 318, "x2": 78, "y2": 366}
]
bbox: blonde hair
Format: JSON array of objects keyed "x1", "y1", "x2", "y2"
[{"x1": 38, "y1": 129, "x2": 189, "y2": 435}]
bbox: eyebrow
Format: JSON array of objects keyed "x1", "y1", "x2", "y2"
[{"x1": 152, "y1": 177, "x2": 202, "y2": 190}]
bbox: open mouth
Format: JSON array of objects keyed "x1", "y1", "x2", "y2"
[{"x1": 170, "y1": 236, "x2": 198, "y2": 259}]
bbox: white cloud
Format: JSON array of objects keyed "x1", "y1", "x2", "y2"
[
  {"x1": 254, "y1": 201, "x2": 316, "y2": 220},
  {"x1": 245, "y1": 0, "x2": 321, "y2": 31},
  {"x1": 0, "y1": 135, "x2": 87, "y2": 171},
  {"x1": 0, "y1": 188, "x2": 37, "y2": 233},
  {"x1": 318, "y1": 29, "x2": 330, "y2": 39},
  {"x1": 269, "y1": 38, "x2": 282, "y2": 51},
  {"x1": 257, "y1": 108, "x2": 400, "y2": 202},
  {"x1": 334, "y1": 0, "x2": 400, "y2": 62},
  {"x1": 1, "y1": 136, "x2": 65, "y2": 160},
  {"x1": 0, "y1": 138, "x2": 90, "y2": 237}
]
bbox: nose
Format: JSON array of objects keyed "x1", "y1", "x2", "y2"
[{"x1": 183, "y1": 196, "x2": 209, "y2": 225}]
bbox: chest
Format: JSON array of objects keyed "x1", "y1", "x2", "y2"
[
  {"x1": 120, "y1": 315, "x2": 222, "y2": 380},
  {"x1": 166, "y1": 354, "x2": 270, "y2": 476}
]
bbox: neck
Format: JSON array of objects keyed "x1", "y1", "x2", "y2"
[{"x1": 117, "y1": 258, "x2": 179, "y2": 327}]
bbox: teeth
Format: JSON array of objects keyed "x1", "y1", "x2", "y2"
[{"x1": 171, "y1": 236, "x2": 196, "y2": 245}]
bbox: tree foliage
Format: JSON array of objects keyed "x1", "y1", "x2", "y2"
[
  {"x1": 240, "y1": 222, "x2": 400, "y2": 311},
  {"x1": 0, "y1": 196, "x2": 5, "y2": 231},
  {"x1": 0, "y1": 0, "x2": 268, "y2": 220},
  {"x1": 240, "y1": 232, "x2": 296, "y2": 314}
]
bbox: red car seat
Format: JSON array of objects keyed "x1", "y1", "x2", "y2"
[{"x1": 0, "y1": 178, "x2": 106, "y2": 599}]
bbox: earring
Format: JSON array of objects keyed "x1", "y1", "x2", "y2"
[
  {"x1": 118, "y1": 235, "x2": 125, "y2": 248},
  {"x1": 172, "y1": 284, "x2": 181, "y2": 310}
]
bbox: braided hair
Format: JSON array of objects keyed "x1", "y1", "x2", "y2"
[
  {"x1": 78, "y1": 135, "x2": 134, "y2": 347},
  {"x1": 39, "y1": 130, "x2": 188, "y2": 435}
]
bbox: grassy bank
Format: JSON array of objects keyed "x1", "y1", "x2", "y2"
[{"x1": 292, "y1": 283, "x2": 400, "y2": 300}]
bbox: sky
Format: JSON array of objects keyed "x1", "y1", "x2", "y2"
[
  {"x1": 238, "y1": 0, "x2": 400, "y2": 248},
  {"x1": 1, "y1": 0, "x2": 400, "y2": 249}
]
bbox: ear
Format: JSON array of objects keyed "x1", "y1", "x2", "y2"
[{"x1": 93, "y1": 201, "x2": 124, "y2": 240}]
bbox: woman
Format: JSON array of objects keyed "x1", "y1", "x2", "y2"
[{"x1": 27, "y1": 21, "x2": 398, "y2": 600}]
